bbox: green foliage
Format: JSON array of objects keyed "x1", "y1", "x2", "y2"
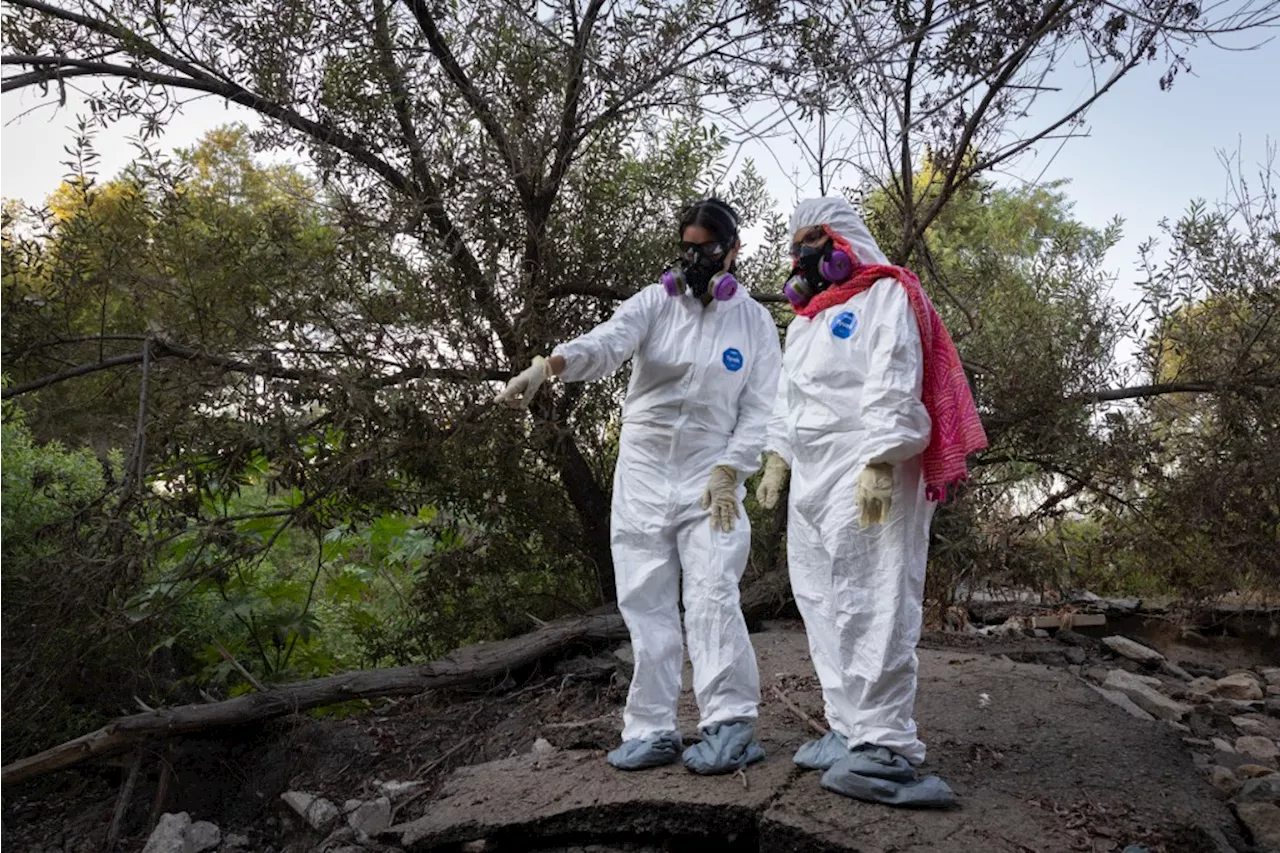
[
  {"x1": 0, "y1": 395, "x2": 140, "y2": 761},
  {"x1": 1125, "y1": 176, "x2": 1280, "y2": 597},
  {"x1": 1, "y1": 396, "x2": 107, "y2": 555},
  {"x1": 127, "y1": 453, "x2": 595, "y2": 695}
]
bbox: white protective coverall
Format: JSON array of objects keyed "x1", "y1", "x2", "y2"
[
  {"x1": 768, "y1": 198, "x2": 935, "y2": 765},
  {"x1": 554, "y1": 281, "x2": 781, "y2": 740}
]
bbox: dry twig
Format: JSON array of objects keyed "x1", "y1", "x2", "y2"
[{"x1": 770, "y1": 686, "x2": 828, "y2": 737}]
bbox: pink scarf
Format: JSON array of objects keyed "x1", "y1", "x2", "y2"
[{"x1": 795, "y1": 262, "x2": 988, "y2": 501}]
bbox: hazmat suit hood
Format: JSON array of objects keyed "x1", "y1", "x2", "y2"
[{"x1": 789, "y1": 198, "x2": 890, "y2": 267}]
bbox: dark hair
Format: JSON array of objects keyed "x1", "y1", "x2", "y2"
[{"x1": 678, "y1": 197, "x2": 740, "y2": 247}]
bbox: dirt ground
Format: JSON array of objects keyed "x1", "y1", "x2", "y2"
[
  {"x1": 0, "y1": 621, "x2": 1265, "y2": 853},
  {"x1": 396, "y1": 627, "x2": 1238, "y2": 852}
]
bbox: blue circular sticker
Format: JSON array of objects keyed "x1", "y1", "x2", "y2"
[
  {"x1": 831, "y1": 311, "x2": 858, "y2": 339},
  {"x1": 722, "y1": 348, "x2": 744, "y2": 372}
]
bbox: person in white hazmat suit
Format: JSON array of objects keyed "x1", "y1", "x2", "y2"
[
  {"x1": 756, "y1": 197, "x2": 987, "y2": 808},
  {"x1": 495, "y1": 198, "x2": 782, "y2": 775}
]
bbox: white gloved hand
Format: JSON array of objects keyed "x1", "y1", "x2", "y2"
[
  {"x1": 494, "y1": 356, "x2": 551, "y2": 410},
  {"x1": 700, "y1": 465, "x2": 741, "y2": 533},
  {"x1": 755, "y1": 453, "x2": 790, "y2": 510},
  {"x1": 855, "y1": 462, "x2": 894, "y2": 528}
]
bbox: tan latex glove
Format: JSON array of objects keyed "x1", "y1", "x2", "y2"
[
  {"x1": 755, "y1": 453, "x2": 790, "y2": 510},
  {"x1": 855, "y1": 462, "x2": 894, "y2": 528},
  {"x1": 494, "y1": 356, "x2": 550, "y2": 410},
  {"x1": 700, "y1": 465, "x2": 741, "y2": 533}
]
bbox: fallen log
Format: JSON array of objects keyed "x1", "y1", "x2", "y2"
[
  {"x1": 740, "y1": 567, "x2": 795, "y2": 629},
  {"x1": 2, "y1": 611, "x2": 626, "y2": 788}
]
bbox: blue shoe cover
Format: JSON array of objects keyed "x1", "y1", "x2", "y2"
[
  {"x1": 821, "y1": 749, "x2": 956, "y2": 809},
  {"x1": 839, "y1": 744, "x2": 917, "y2": 783},
  {"x1": 793, "y1": 730, "x2": 850, "y2": 770},
  {"x1": 606, "y1": 731, "x2": 682, "y2": 770},
  {"x1": 681, "y1": 720, "x2": 766, "y2": 776}
]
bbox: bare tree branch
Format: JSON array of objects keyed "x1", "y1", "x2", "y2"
[
  {"x1": 401, "y1": 0, "x2": 531, "y2": 203},
  {"x1": 1073, "y1": 378, "x2": 1280, "y2": 404},
  {"x1": 1, "y1": 337, "x2": 509, "y2": 399}
]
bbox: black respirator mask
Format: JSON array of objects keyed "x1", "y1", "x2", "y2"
[
  {"x1": 783, "y1": 238, "x2": 855, "y2": 308},
  {"x1": 661, "y1": 240, "x2": 739, "y2": 301}
]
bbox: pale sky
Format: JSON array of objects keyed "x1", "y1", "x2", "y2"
[{"x1": 4, "y1": 34, "x2": 1277, "y2": 324}]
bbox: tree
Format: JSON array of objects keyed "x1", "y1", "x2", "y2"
[
  {"x1": 1, "y1": 0, "x2": 820, "y2": 602},
  {"x1": 769, "y1": 0, "x2": 1278, "y2": 269},
  {"x1": 1121, "y1": 152, "x2": 1280, "y2": 595},
  {"x1": 3, "y1": 126, "x2": 341, "y2": 451}
]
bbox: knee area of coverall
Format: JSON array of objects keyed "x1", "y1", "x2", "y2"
[{"x1": 680, "y1": 555, "x2": 746, "y2": 611}]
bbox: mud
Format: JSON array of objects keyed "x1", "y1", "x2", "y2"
[
  {"x1": 395, "y1": 629, "x2": 1241, "y2": 853},
  {"x1": 1, "y1": 623, "x2": 1262, "y2": 853}
]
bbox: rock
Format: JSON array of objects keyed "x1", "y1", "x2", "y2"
[
  {"x1": 347, "y1": 796, "x2": 392, "y2": 840},
  {"x1": 1236, "y1": 773, "x2": 1280, "y2": 804},
  {"x1": 1103, "y1": 636, "x2": 1165, "y2": 666},
  {"x1": 186, "y1": 821, "x2": 221, "y2": 853},
  {"x1": 1216, "y1": 672, "x2": 1265, "y2": 701},
  {"x1": 1102, "y1": 669, "x2": 1192, "y2": 721},
  {"x1": 532, "y1": 737, "x2": 555, "y2": 755},
  {"x1": 342, "y1": 799, "x2": 362, "y2": 815},
  {"x1": 1056, "y1": 628, "x2": 1103, "y2": 650},
  {"x1": 976, "y1": 616, "x2": 1028, "y2": 637},
  {"x1": 1187, "y1": 676, "x2": 1219, "y2": 701},
  {"x1": 1240, "y1": 765, "x2": 1280, "y2": 779},
  {"x1": 1214, "y1": 697, "x2": 1266, "y2": 715},
  {"x1": 1235, "y1": 802, "x2": 1280, "y2": 851},
  {"x1": 1213, "y1": 737, "x2": 1237, "y2": 754},
  {"x1": 221, "y1": 833, "x2": 251, "y2": 852},
  {"x1": 139, "y1": 814, "x2": 220, "y2": 853},
  {"x1": 1063, "y1": 647, "x2": 1087, "y2": 665},
  {"x1": 374, "y1": 780, "x2": 427, "y2": 801},
  {"x1": 1083, "y1": 666, "x2": 1111, "y2": 685},
  {"x1": 1160, "y1": 660, "x2": 1193, "y2": 681},
  {"x1": 1189, "y1": 715, "x2": 1217, "y2": 738},
  {"x1": 1033, "y1": 628, "x2": 1050, "y2": 639},
  {"x1": 613, "y1": 644, "x2": 634, "y2": 682},
  {"x1": 1261, "y1": 668, "x2": 1280, "y2": 688},
  {"x1": 1236, "y1": 736, "x2": 1280, "y2": 764},
  {"x1": 1213, "y1": 749, "x2": 1265, "y2": 773},
  {"x1": 1235, "y1": 715, "x2": 1280, "y2": 738},
  {"x1": 1185, "y1": 662, "x2": 1228, "y2": 681},
  {"x1": 1106, "y1": 598, "x2": 1141, "y2": 614},
  {"x1": 143, "y1": 813, "x2": 191, "y2": 853},
  {"x1": 281, "y1": 791, "x2": 341, "y2": 830},
  {"x1": 1088, "y1": 684, "x2": 1156, "y2": 721},
  {"x1": 317, "y1": 825, "x2": 355, "y2": 849},
  {"x1": 1210, "y1": 765, "x2": 1241, "y2": 794}
]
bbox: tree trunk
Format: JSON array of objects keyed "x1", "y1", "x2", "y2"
[
  {"x1": 554, "y1": 434, "x2": 616, "y2": 603},
  {"x1": 1, "y1": 612, "x2": 626, "y2": 788}
]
